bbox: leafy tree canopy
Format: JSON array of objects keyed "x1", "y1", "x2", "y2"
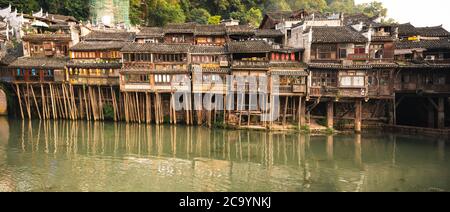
[{"x1": 0, "y1": 0, "x2": 390, "y2": 26}]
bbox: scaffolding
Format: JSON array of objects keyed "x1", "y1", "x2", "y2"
[{"x1": 90, "y1": 0, "x2": 130, "y2": 27}]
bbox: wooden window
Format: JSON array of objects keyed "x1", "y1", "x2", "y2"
[
  {"x1": 312, "y1": 71, "x2": 337, "y2": 87},
  {"x1": 354, "y1": 45, "x2": 365, "y2": 54},
  {"x1": 317, "y1": 46, "x2": 333, "y2": 59},
  {"x1": 339, "y1": 49, "x2": 347, "y2": 59}
]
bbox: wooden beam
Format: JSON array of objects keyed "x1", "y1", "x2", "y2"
[
  {"x1": 15, "y1": 84, "x2": 24, "y2": 119},
  {"x1": 327, "y1": 101, "x2": 334, "y2": 129},
  {"x1": 437, "y1": 97, "x2": 445, "y2": 129},
  {"x1": 30, "y1": 85, "x2": 41, "y2": 120},
  {"x1": 355, "y1": 99, "x2": 362, "y2": 133},
  {"x1": 427, "y1": 97, "x2": 439, "y2": 110}
]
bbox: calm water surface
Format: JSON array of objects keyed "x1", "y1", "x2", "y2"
[{"x1": 0, "y1": 117, "x2": 448, "y2": 192}]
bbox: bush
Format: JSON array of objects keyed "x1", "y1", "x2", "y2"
[{"x1": 103, "y1": 104, "x2": 114, "y2": 121}]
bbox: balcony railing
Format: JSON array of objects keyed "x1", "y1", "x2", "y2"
[
  {"x1": 232, "y1": 60, "x2": 269, "y2": 68},
  {"x1": 347, "y1": 53, "x2": 369, "y2": 61}
]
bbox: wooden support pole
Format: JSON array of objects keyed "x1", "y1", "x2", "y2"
[
  {"x1": 172, "y1": 93, "x2": 177, "y2": 125},
  {"x1": 111, "y1": 87, "x2": 117, "y2": 121},
  {"x1": 70, "y1": 84, "x2": 77, "y2": 120},
  {"x1": 98, "y1": 86, "x2": 104, "y2": 120},
  {"x1": 428, "y1": 105, "x2": 435, "y2": 128},
  {"x1": 30, "y1": 85, "x2": 41, "y2": 120},
  {"x1": 355, "y1": 99, "x2": 362, "y2": 133},
  {"x1": 124, "y1": 92, "x2": 129, "y2": 123},
  {"x1": 24, "y1": 84, "x2": 31, "y2": 119},
  {"x1": 136, "y1": 92, "x2": 141, "y2": 124},
  {"x1": 283, "y1": 96, "x2": 288, "y2": 126},
  {"x1": 327, "y1": 101, "x2": 334, "y2": 129},
  {"x1": 61, "y1": 84, "x2": 68, "y2": 119},
  {"x1": 298, "y1": 96, "x2": 304, "y2": 127},
  {"x1": 41, "y1": 84, "x2": 46, "y2": 119},
  {"x1": 77, "y1": 87, "x2": 83, "y2": 119},
  {"x1": 438, "y1": 97, "x2": 445, "y2": 129},
  {"x1": 15, "y1": 84, "x2": 24, "y2": 119},
  {"x1": 49, "y1": 84, "x2": 57, "y2": 119},
  {"x1": 83, "y1": 86, "x2": 89, "y2": 121}
]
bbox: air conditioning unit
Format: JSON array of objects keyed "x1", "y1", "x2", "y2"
[{"x1": 425, "y1": 55, "x2": 436, "y2": 60}]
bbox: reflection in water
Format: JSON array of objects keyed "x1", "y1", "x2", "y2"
[{"x1": 0, "y1": 120, "x2": 449, "y2": 192}]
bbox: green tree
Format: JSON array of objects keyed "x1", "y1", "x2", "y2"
[
  {"x1": 287, "y1": 0, "x2": 328, "y2": 12},
  {"x1": 327, "y1": 0, "x2": 356, "y2": 14},
  {"x1": 147, "y1": 0, "x2": 186, "y2": 26},
  {"x1": 188, "y1": 8, "x2": 211, "y2": 24},
  {"x1": 130, "y1": 0, "x2": 144, "y2": 25},
  {"x1": 244, "y1": 7, "x2": 262, "y2": 28},
  {"x1": 356, "y1": 1, "x2": 387, "y2": 18},
  {"x1": 265, "y1": 0, "x2": 291, "y2": 12},
  {"x1": 208, "y1": 15, "x2": 221, "y2": 25}
]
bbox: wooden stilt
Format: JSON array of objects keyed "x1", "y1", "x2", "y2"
[
  {"x1": 283, "y1": 96, "x2": 288, "y2": 126},
  {"x1": 61, "y1": 84, "x2": 68, "y2": 119},
  {"x1": 41, "y1": 84, "x2": 46, "y2": 119},
  {"x1": 98, "y1": 86, "x2": 104, "y2": 120},
  {"x1": 327, "y1": 101, "x2": 334, "y2": 129},
  {"x1": 172, "y1": 93, "x2": 177, "y2": 125},
  {"x1": 49, "y1": 84, "x2": 57, "y2": 119},
  {"x1": 78, "y1": 87, "x2": 84, "y2": 119},
  {"x1": 136, "y1": 92, "x2": 141, "y2": 124},
  {"x1": 111, "y1": 87, "x2": 117, "y2": 121},
  {"x1": 22, "y1": 84, "x2": 31, "y2": 119},
  {"x1": 30, "y1": 85, "x2": 41, "y2": 120},
  {"x1": 247, "y1": 93, "x2": 251, "y2": 126},
  {"x1": 15, "y1": 84, "x2": 24, "y2": 119},
  {"x1": 355, "y1": 99, "x2": 362, "y2": 133},
  {"x1": 83, "y1": 86, "x2": 90, "y2": 121},
  {"x1": 438, "y1": 97, "x2": 445, "y2": 129}
]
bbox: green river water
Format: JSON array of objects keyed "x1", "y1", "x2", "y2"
[{"x1": 0, "y1": 117, "x2": 448, "y2": 192}]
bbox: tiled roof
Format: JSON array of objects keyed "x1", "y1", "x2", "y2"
[
  {"x1": 416, "y1": 26, "x2": 450, "y2": 37},
  {"x1": 136, "y1": 27, "x2": 164, "y2": 38},
  {"x1": 344, "y1": 13, "x2": 376, "y2": 26},
  {"x1": 121, "y1": 43, "x2": 191, "y2": 53},
  {"x1": 227, "y1": 40, "x2": 273, "y2": 53},
  {"x1": 164, "y1": 23, "x2": 196, "y2": 34},
  {"x1": 9, "y1": 57, "x2": 68, "y2": 69},
  {"x1": 255, "y1": 29, "x2": 283, "y2": 38},
  {"x1": 395, "y1": 39, "x2": 450, "y2": 50},
  {"x1": 192, "y1": 67, "x2": 230, "y2": 73},
  {"x1": 190, "y1": 46, "x2": 227, "y2": 54},
  {"x1": 308, "y1": 63, "x2": 373, "y2": 69},
  {"x1": 70, "y1": 41, "x2": 128, "y2": 51},
  {"x1": 22, "y1": 34, "x2": 72, "y2": 42},
  {"x1": 67, "y1": 61, "x2": 122, "y2": 69},
  {"x1": 308, "y1": 62, "x2": 398, "y2": 69},
  {"x1": 265, "y1": 10, "x2": 305, "y2": 21},
  {"x1": 398, "y1": 23, "x2": 419, "y2": 37},
  {"x1": 0, "y1": 53, "x2": 17, "y2": 66},
  {"x1": 226, "y1": 25, "x2": 256, "y2": 35},
  {"x1": 195, "y1": 24, "x2": 227, "y2": 36},
  {"x1": 270, "y1": 70, "x2": 308, "y2": 76},
  {"x1": 83, "y1": 31, "x2": 136, "y2": 42},
  {"x1": 309, "y1": 26, "x2": 367, "y2": 43},
  {"x1": 45, "y1": 14, "x2": 78, "y2": 23}
]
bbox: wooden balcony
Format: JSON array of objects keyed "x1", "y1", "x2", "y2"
[
  {"x1": 193, "y1": 83, "x2": 227, "y2": 94},
  {"x1": 347, "y1": 53, "x2": 369, "y2": 61},
  {"x1": 274, "y1": 84, "x2": 306, "y2": 94},
  {"x1": 232, "y1": 60, "x2": 269, "y2": 69},
  {"x1": 69, "y1": 76, "x2": 119, "y2": 86}
]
